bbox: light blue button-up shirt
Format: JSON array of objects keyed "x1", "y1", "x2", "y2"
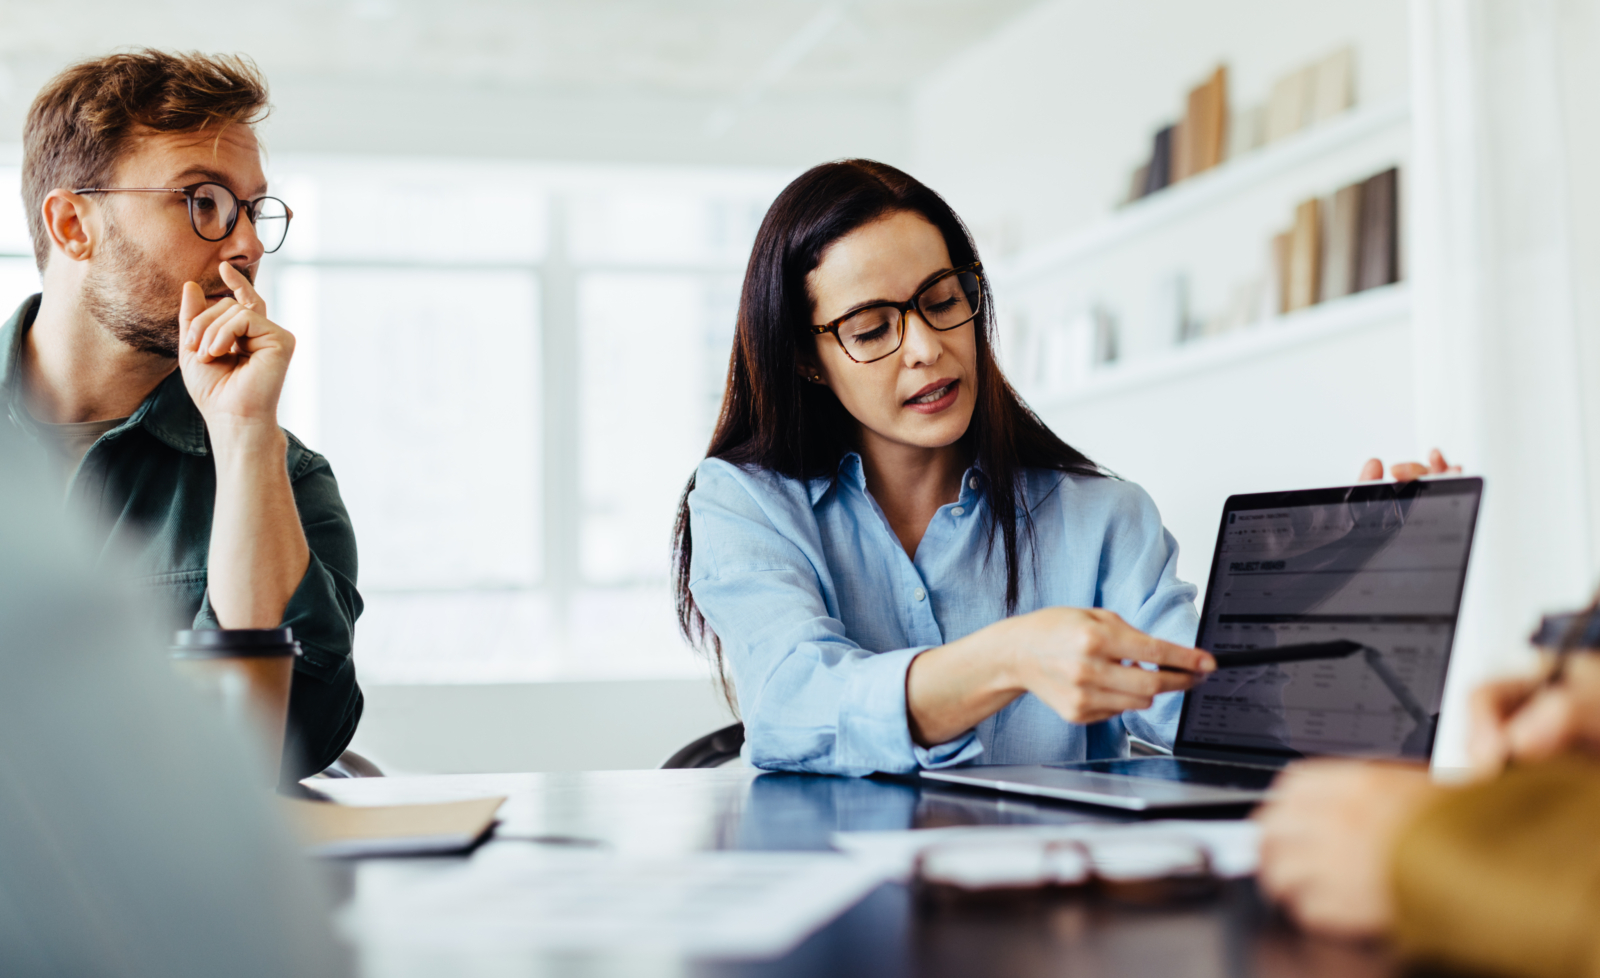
[{"x1": 686, "y1": 453, "x2": 1200, "y2": 777}]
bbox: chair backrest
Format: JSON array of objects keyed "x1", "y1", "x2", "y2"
[
  {"x1": 661, "y1": 722, "x2": 745, "y2": 769},
  {"x1": 318, "y1": 749, "x2": 384, "y2": 778}
]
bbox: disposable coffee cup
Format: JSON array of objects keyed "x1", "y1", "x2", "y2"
[{"x1": 170, "y1": 628, "x2": 299, "y2": 780}]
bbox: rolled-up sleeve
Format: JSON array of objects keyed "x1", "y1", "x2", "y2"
[
  {"x1": 688, "y1": 461, "x2": 978, "y2": 776},
  {"x1": 193, "y1": 443, "x2": 363, "y2": 779},
  {"x1": 1090, "y1": 480, "x2": 1200, "y2": 752}
]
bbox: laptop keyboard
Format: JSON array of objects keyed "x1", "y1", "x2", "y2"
[{"x1": 1052, "y1": 757, "x2": 1281, "y2": 791}]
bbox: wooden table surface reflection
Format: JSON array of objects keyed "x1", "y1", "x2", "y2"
[{"x1": 317, "y1": 768, "x2": 1394, "y2": 978}]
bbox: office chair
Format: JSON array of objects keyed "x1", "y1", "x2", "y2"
[
  {"x1": 661, "y1": 722, "x2": 744, "y2": 768},
  {"x1": 319, "y1": 749, "x2": 384, "y2": 778}
]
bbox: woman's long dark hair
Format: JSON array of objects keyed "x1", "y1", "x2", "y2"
[{"x1": 673, "y1": 159, "x2": 1103, "y2": 709}]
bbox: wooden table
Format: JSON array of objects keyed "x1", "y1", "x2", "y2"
[{"x1": 316, "y1": 768, "x2": 1395, "y2": 977}]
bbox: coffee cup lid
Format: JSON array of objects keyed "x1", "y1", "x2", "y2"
[{"x1": 170, "y1": 628, "x2": 302, "y2": 659}]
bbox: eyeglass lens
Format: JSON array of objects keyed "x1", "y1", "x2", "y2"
[
  {"x1": 836, "y1": 268, "x2": 983, "y2": 362},
  {"x1": 250, "y1": 198, "x2": 291, "y2": 253},
  {"x1": 188, "y1": 184, "x2": 238, "y2": 241},
  {"x1": 189, "y1": 183, "x2": 291, "y2": 253}
]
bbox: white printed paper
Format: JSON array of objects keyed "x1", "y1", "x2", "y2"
[{"x1": 340, "y1": 846, "x2": 892, "y2": 960}]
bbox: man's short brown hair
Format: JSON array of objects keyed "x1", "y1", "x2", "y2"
[{"x1": 21, "y1": 49, "x2": 270, "y2": 271}]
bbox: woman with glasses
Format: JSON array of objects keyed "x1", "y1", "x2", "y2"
[{"x1": 672, "y1": 159, "x2": 1217, "y2": 776}]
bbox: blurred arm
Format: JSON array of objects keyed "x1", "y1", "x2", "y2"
[{"x1": 1391, "y1": 756, "x2": 1600, "y2": 978}]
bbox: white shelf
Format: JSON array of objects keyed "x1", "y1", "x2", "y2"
[
  {"x1": 1031, "y1": 283, "x2": 1410, "y2": 410},
  {"x1": 993, "y1": 98, "x2": 1411, "y2": 288}
]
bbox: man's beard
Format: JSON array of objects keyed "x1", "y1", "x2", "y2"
[{"x1": 80, "y1": 218, "x2": 228, "y2": 359}]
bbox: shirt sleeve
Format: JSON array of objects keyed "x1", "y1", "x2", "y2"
[
  {"x1": 1389, "y1": 756, "x2": 1600, "y2": 978},
  {"x1": 1088, "y1": 480, "x2": 1200, "y2": 753},
  {"x1": 688, "y1": 461, "x2": 981, "y2": 777},
  {"x1": 194, "y1": 442, "x2": 364, "y2": 780}
]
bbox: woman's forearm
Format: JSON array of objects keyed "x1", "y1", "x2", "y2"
[
  {"x1": 905, "y1": 608, "x2": 1213, "y2": 749},
  {"x1": 906, "y1": 619, "x2": 1027, "y2": 746}
]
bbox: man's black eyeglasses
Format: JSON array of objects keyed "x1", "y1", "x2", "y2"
[{"x1": 72, "y1": 182, "x2": 292, "y2": 253}]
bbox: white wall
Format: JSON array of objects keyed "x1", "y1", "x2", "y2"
[
  {"x1": 1041, "y1": 299, "x2": 1415, "y2": 594},
  {"x1": 911, "y1": 0, "x2": 1410, "y2": 257},
  {"x1": 347, "y1": 679, "x2": 737, "y2": 775}
]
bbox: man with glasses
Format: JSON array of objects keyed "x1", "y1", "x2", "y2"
[{"x1": 2, "y1": 50, "x2": 361, "y2": 780}]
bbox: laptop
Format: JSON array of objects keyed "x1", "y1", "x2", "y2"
[{"x1": 922, "y1": 476, "x2": 1484, "y2": 810}]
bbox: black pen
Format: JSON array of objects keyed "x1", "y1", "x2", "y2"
[{"x1": 1531, "y1": 589, "x2": 1600, "y2": 686}]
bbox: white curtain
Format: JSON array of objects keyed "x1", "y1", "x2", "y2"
[{"x1": 1409, "y1": 0, "x2": 1600, "y2": 765}]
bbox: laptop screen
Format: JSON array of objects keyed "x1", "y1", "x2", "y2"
[{"x1": 1173, "y1": 477, "x2": 1482, "y2": 761}]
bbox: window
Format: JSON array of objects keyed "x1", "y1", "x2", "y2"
[
  {"x1": 0, "y1": 154, "x2": 792, "y2": 684},
  {"x1": 0, "y1": 165, "x2": 40, "y2": 315}
]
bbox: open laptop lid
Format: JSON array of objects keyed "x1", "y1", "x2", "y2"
[{"x1": 1173, "y1": 477, "x2": 1484, "y2": 766}]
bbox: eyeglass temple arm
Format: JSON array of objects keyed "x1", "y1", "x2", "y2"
[{"x1": 71, "y1": 187, "x2": 187, "y2": 195}]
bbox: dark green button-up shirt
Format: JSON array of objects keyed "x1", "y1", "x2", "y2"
[{"x1": 1, "y1": 294, "x2": 363, "y2": 778}]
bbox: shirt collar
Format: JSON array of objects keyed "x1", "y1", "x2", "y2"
[
  {"x1": 806, "y1": 453, "x2": 853, "y2": 506},
  {"x1": 0, "y1": 293, "x2": 209, "y2": 457},
  {"x1": 807, "y1": 450, "x2": 989, "y2": 507}
]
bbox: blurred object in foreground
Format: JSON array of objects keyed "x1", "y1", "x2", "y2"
[{"x1": 0, "y1": 428, "x2": 350, "y2": 977}]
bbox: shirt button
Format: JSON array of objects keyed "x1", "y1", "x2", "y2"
[
  {"x1": 914, "y1": 587, "x2": 926, "y2": 601},
  {"x1": 969, "y1": 477, "x2": 979, "y2": 489},
  {"x1": 951, "y1": 506, "x2": 965, "y2": 517}
]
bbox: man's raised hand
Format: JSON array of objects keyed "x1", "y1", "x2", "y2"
[{"x1": 178, "y1": 261, "x2": 295, "y2": 433}]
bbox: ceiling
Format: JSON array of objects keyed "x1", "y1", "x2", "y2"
[
  {"x1": 0, "y1": 0, "x2": 1043, "y2": 165},
  {"x1": 0, "y1": 0, "x2": 1037, "y2": 97}
]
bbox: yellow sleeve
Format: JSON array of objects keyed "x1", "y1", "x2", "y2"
[{"x1": 1391, "y1": 755, "x2": 1600, "y2": 978}]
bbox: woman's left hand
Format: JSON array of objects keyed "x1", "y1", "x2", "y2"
[{"x1": 1358, "y1": 448, "x2": 1460, "y2": 482}]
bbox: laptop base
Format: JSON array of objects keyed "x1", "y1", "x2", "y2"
[{"x1": 921, "y1": 757, "x2": 1280, "y2": 812}]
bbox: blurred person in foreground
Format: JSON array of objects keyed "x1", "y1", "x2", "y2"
[
  {"x1": 1259, "y1": 451, "x2": 1600, "y2": 978},
  {"x1": 4, "y1": 50, "x2": 361, "y2": 779},
  {"x1": 0, "y1": 422, "x2": 349, "y2": 976}
]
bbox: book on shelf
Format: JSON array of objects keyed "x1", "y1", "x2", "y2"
[
  {"x1": 1129, "y1": 64, "x2": 1226, "y2": 200},
  {"x1": 1265, "y1": 65, "x2": 1312, "y2": 143},
  {"x1": 1142, "y1": 124, "x2": 1175, "y2": 196},
  {"x1": 1310, "y1": 48, "x2": 1354, "y2": 124},
  {"x1": 1151, "y1": 271, "x2": 1192, "y2": 344},
  {"x1": 1265, "y1": 46, "x2": 1356, "y2": 144},
  {"x1": 1355, "y1": 167, "x2": 1399, "y2": 291},
  {"x1": 1228, "y1": 103, "x2": 1266, "y2": 159},
  {"x1": 1127, "y1": 163, "x2": 1150, "y2": 204},
  {"x1": 1170, "y1": 119, "x2": 1191, "y2": 183},
  {"x1": 1186, "y1": 66, "x2": 1229, "y2": 177},
  {"x1": 1121, "y1": 48, "x2": 1358, "y2": 206},
  {"x1": 1272, "y1": 231, "x2": 1293, "y2": 315},
  {"x1": 1269, "y1": 165, "x2": 1398, "y2": 316},
  {"x1": 1321, "y1": 182, "x2": 1363, "y2": 301},
  {"x1": 1286, "y1": 198, "x2": 1322, "y2": 311}
]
